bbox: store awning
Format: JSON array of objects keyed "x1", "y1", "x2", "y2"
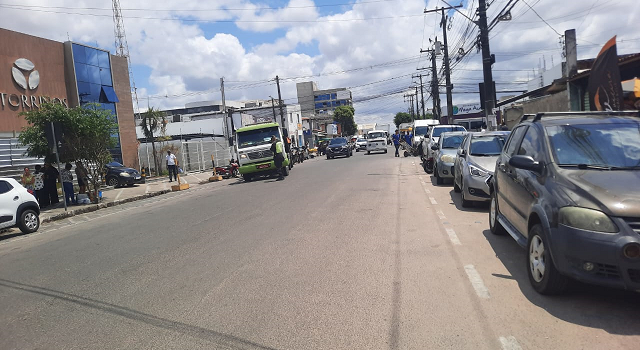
[{"x1": 100, "y1": 86, "x2": 120, "y2": 103}]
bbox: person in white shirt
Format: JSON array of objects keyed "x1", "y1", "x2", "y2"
[{"x1": 166, "y1": 150, "x2": 178, "y2": 182}]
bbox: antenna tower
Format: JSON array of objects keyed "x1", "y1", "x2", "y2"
[{"x1": 112, "y1": 0, "x2": 140, "y2": 114}]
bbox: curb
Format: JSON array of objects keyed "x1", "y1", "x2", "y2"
[{"x1": 41, "y1": 190, "x2": 172, "y2": 224}]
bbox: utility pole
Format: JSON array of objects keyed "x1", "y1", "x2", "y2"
[
  {"x1": 415, "y1": 86, "x2": 420, "y2": 120},
  {"x1": 275, "y1": 75, "x2": 285, "y2": 128},
  {"x1": 419, "y1": 75, "x2": 426, "y2": 118},
  {"x1": 220, "y1": 77, "x2": 228, "y2": 143},
  {"x1": 425, "y1": 4, "x2": 461, "y2": 124},
  {"x1": 478, "y1": 0, "x2": 496, "y2": 128},
  {"x1": 421, "y1": 49, "x2": 441, "y2": 121},
  {"x1": 404, "y1": 93, "x2": 415, "y2": 120},
  {"x1": 270, "y1": 96, "x2": 277, "y2": 120}
]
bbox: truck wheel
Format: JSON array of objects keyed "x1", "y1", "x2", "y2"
[
  {"x1": 283, "y1": 166, "x2": 290, "y2": 176},
  {"x1": 242, "y1": 174, "x2": 253, "y2": 182}
]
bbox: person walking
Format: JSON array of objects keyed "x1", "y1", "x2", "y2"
[
  {"x1": 43, "y1": 162, "x2": 60, "y2": 206},
  {"x1": 166, "y1": 150, "x2": 178, "y2": 182},
  {"x1": 34, "y1": 165, "x2": 46, "y2": 206},
  {"x1": 20, "y1": 167, "x2": 35, "y2": 195},
  {"x1": 392, "y1": 130, "x2": 401, "y2": 157},
  {"x1": 270, "y1": 135, "x2": 285, "y2": 180},
  {"x1": 61, "y1": 163, "x2": 75, "y2": 205}
]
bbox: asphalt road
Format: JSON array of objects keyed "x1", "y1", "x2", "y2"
[{"x1": 1, "y1": 149, "x2": 639, "y2": 349}]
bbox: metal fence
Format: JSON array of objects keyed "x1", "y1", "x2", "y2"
[{"x1": 137, "y1": 137, "x2": 232, "y2": 175}]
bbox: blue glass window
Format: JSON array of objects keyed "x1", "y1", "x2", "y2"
[
  {"x1": 75, "y1": 62, "x2": 89, "y2": 83},
  {"x1": 315, "y1": 103, "x2": 323, "y2": 109},
  {"x1": 97, "y1": 50, "x2": 110, "y2": 68},
  {"x1": 331, "y1": 93, "x2": 337, "y2": 99},
  {"x1": 72, "y1": 44, "x2": 86, "y2": 64},
  {"x1": 314, "y1": 95, "x2": 320, "y2": 101},
  {"x1": 101, "y1": 102, "x2": 117, "y2": 117},
  {"x1": 100, "y1": 67, "x2": 112, "y2": 86},
  {"x1": 86, "y1": 65, "x2": 101, "y2": 84},
  {"x1": 85, "y1": 47, "x2": 99, "y2": 66},
  {"x1": 100, "y1": 86, "x2": 119, "y2": 103}
]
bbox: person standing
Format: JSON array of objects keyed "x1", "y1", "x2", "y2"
[
  {"x1": 20, "y1": 167, "x2": 35, "y2": 195},
  {"x1": 61, "y1": 163, "x2": 76, "y2": 205},
  {"x1": 392, "y1": 130, "x2": 401, "y2": 157},
  {"x1": 34, "y1": 165, "x2": 46, "y2": 206},
  {"x1": 166, "y1": 150, "x2": 178, "y2": 182},
  {"x1": 404, "y1": 131, "x2": 413, "y2": 145},
  {"x1": 270, "y1": 135, "x2": 285, "y2": 180},
  {"x1": 75, "y1": 161, "x2": 88, "y2": 194},
  {"x1": 43, "y1": 163, "x2": 60, "y2": 206}
]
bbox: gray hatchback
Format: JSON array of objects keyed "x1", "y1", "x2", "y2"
[{"x1": 489, "y1": 111, "x2": 640, "y2": 295}]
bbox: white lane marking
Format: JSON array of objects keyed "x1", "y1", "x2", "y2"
[
  {"x1": 445, "y1": 228, "x2": 461, "y2": 245},
  {"x1": 423, "y1": 187, "x2": 431, "y2": 194},
  {"x1": 499, "y1": 336, "x2": 522, "y2": 350},
  {"x1": 114, "y1": 189, "x2": 124, "y2": 201},
  {"x1": 145, "y1": 184, "x2": 150, "y2": 194},
  {"x1": 436, "y1": 210, "x2": 446, "y2": 220},
  {"x1": 66, "y1": 217, "x2": 76, "y2": 225},
  {"x1": 464, "y1": 265, "x2": 490, "y2": 299},
  {"x1": 429, "y1": 197, "x2": 437, "y2": 205}
]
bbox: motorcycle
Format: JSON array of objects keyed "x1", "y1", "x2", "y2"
[{"x1": 215, "y1": 161, "x2": 239, "y2": 179}]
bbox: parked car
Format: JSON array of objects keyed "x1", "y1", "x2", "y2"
[
  {"x1": 489, "y1": 111, "x2": 640, "y2": 295},
  {"x1": 104, "y1": 162, "x2": 144, "y2": 187},
  {"x1": 366, "y1": 130, "x2": 387, "y2": 154},
  {"x1": 431, "y1": 131, "x2": 467, "y2": 185},
  {"x1": 422, "y1": 125, "x2": 466, "y2": 173},
  {"x1": 0, "y1": 177, "x2": 40, "y2": 233},
  {"x1": 453, "y1": 131, "x2": 510, "y2": 207},
  {"x1": 326, "y1": 137, "x2": 352, "y2": 159},
  {"x1": 355, "y1": 138, "x2": 367, "y2": 152}
]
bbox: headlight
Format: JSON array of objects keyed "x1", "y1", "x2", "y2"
[
  {"x1": 440, "y1": 154, "x2": 456, "y2": 163},
  {"x1": 558, "y1": 207, "x2": 619, "y2": 233},
  {"x1": 120, "y1": 172, "x2": 131, "y2": 177},
  {"x1": 239, "y1": 154, "x2": 247, "y2": 159},
  {"x1": 469, "y1": 164, "x2": 489, "y2": 177}
]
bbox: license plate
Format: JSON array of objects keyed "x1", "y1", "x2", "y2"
[{"x1": 256, "y1": 164, "x2": 271, "y2": 169}]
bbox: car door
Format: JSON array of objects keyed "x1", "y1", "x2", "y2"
[
  {"x1": 510, "y1": 125, "x2": 545, "y2": 236},
  {"x1": 455, "y1": 134, "x2": 470, "y2": 182},
  {"x1": 0, "y1": 180, "x2": 17, "y2": 227},
  {"x1": 495, "y1": 125, "x2": 527, "y2": 225}
]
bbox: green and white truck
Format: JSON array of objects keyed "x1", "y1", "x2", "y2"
[{"x1": 235, "y1": 122, "x2": 290, "y2": 182}]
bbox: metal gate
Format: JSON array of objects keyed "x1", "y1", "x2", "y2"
[{"x1": 180, "y1": 139, "x2": 231, "y2": 174}]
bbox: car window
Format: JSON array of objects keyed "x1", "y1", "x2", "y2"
[
  {"x1": 442, "y1": 135, "x2": 465, "y2": 149},
  {"x1": 0, "y1": 180, "x2": 14, "y2": 194},
  {"x1": 518, "y1": 126, "x2": 543, "y2": 160},
  {"x1": 329, "y1": 138, "x2": 347, "y2": 145},
  {"x1": 470, "y1": 135, "x2": 508, "y2": 156},
  {"x1": 504, "y1": 126, "x2": 527, "y2": 156}
]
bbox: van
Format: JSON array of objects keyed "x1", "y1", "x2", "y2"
[{"x1": 413, "y1": 119, "x2": 440, "y2": 147}]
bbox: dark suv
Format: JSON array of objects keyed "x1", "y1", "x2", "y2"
[{"x1": 489, "y1": 111, "x2": 640, "y2": 295}]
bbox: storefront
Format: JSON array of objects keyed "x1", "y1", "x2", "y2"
[{"x1": 0, "y1": 28, "x2": 138, "y2": 168}]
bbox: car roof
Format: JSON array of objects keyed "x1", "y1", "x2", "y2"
[
  {"x1": 522, "y1": 112, "x2": 639, "y2": 127},
  {"x1": 469, "y1": 131, "x2": 510, "y2": 137},
  {"x1": 440, "y1": 131, "x2": 468, "y2": 136},
  {"x1": 0, "y1": 177, "x2": 20, "y2": 185}
]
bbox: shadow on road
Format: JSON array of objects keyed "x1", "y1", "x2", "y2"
[
  {"x1": 482, "y1": 230, "x2": 640, "y2": 336},
  {"x1": 0, "y1": 278, "x2": 278, "y2": 349},
  {"x1": 446, "y1": 189, "x2": 490, "y2": 213}
]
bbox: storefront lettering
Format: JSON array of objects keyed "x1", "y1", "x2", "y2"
[{"x1": 0, "y1": 91, "x2": 67, "y2": 109}]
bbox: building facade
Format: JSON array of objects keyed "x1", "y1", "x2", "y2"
[
  {"x1": 296, "y1": 81, "x2": 352, "y2": 117},
  {"x1": 0, "y1": 28, "x2": 137, "y2": 168}
]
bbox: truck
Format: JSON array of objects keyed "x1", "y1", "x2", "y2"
[
  {"x1": 412, "y1": 119, "x2": 440, "y2": 147},
  {"x1": 235, "y1": 122, "x2": 290, "y2": 182}
]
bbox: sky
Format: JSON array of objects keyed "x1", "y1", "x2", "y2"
[{"x1": 1, "y1": 0, "x2": 638, "y2": 126}]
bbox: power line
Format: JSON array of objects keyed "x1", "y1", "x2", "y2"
[{"x1": 520, "y1": 0, "x2": 561, "y2": 36}]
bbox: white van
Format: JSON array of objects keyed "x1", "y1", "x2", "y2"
[
  {"x1": 366, "y1": 130, "x2": 387, "y2": 154},
  {"x1": 413, "y1": 119, "x2": 440, "y2": 147}
]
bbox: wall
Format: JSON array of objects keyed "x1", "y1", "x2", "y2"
[
  {"x1": 111, "y1": 55, "x2": 138, "y2": 169},
  {"x1": 522, "y1": 90, "x2": 569, "y2": 114}
]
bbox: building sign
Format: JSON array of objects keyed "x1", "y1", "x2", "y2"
[
  {"x1": 336, "y1": 90, "x2": 351, "y2": 100},
  {"x1": 1, "y1": 57, "x2": 68, "y2": 110},
  {"x1": 443, "y1": 103, "x2": 482, "y2": 116}
]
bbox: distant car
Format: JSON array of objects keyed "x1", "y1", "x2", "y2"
[
  {"x1": 326, "y1": 137, "x2": 352, "y2": 159},
  {"x1": 355, "y1": 138, "x2": 367, "y2": 152},
  {"x1": 489, "y1": 111, "x2": 640, "y2": 295},
  {"x1": 366, "y1": 130, "x2": 387, "y2": 154},
  {"x1": 104, "y1": 162, "x2": 144, "y2": 187},
  {"x1": 431, "y1": 131, "x2": 467, "y2": 185},
  {"x1": 422, "y1": 125, "x2": 466, "y2": 173},
  {"x1": 0, "y1": 177, "x2": 40, "y2": 233},
  {"x1": 453, "y1": 131, "x2": 510, "y2": 207}
]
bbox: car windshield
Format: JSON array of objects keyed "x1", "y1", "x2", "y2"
[
  {"x1": 107, "y1": 162, "x2": 124, "y2": 167},
  {"x1": 441, "y1": 135, "x2": 465, "y2": 149},
  {"x1": 432, "y1": 126, "x2": 465, "y2": 138},
  {"x1": 357, "y1": 138, "x2": 366, "y2": 142},
  {"x1": 237, "y1": 127, "x2": 280, "y2": 149},
  {"x1": 368, "y1": 132, "x2": 385, "y2": 139},
  {"x1": 546, "y1": 121, "x2": 640, "y2": 168},
  {"x1": 330, "y1": 138, "x2": 347, "y2": 145},
  {"x1": 470, "y1": 135, "x2": 507, "y2": 155},
  {"x1": 414, "y1": 126, "x2": 428, "y2": 135}
]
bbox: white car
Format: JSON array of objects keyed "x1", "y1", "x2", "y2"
[
  {"x1": 422, "y1": 125, "x2": 466, "y2": 173},
  {"x1": 366, "y1": 131, "x2": 387, "y2": 154},
  {"x1": 355, "y1": 138, "x2": 367, "y2": 152},
  {"x1": 0, "y1": 177, "x2": 40, "y2": 233}
]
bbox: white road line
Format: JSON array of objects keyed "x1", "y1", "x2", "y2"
[
  {"x1": 429, "y1": 197, "x2": 437, "y2": 205},
  {"x1": 464, "y1": 265, "x2": 490, "y2": 299},
  {"x1": 66, "y1": 217, "x2": 76, "y2": 225},
  {"x1": 499, "y1": 336, "x2": 522, "y2": 350},
  {"x1": 445, "y1": 228, "x2": 461, "y2": 245},
  {"x1": 423, "y1": 187, "x2": 431, "y2": 194},
  {"x1": 436, "y1": 210, "x2": 446, "y2": 220},
  {"x1": 114, "y1": 189, "x2": 124, "y2": 201},
  {"x1": 145, "y1": 184, "x2": 150, "y2": 194}
]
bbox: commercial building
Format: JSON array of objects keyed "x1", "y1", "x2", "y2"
[
  {"x1": 0, "y1": 28, "x2": 137, "y2": 169},
  {"x1": 296, "y1": 81, "x2": 352, "y2": 145}
]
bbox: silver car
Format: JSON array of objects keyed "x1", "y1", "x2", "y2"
[
  {"x1": 453, "y1": 131, "x2": 510, "y2": 207},
  {"x1": 431, "y1": 131, "x2": 467, "y2": 185}
]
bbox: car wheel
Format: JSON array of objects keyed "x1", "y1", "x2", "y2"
[
  {"x1": 461, "y1": 184, "x2": 472, "y2": 208},
  {"x1": 18, "y1": 209, "x2": 39, "y2": 233},
  {"x1": 384, "y1": 149, "x2": 388, "y2": 153},
  {"x1": 435, "y1": 167, "x2": 443, "y2": 185},
  {"x1": 356, "y1": 149, "x2": 359, "y2": 152},
  {"x1": 527, "y1": 224, "x2": 569, "y2": 295},
  {"x1": 453, "y1": 175, "x2": 461, "y2": 193},
  {"x1": 489, "y1": 191, "x2": 506, "y2": 235},
  {"x1": 367, "y1": 151, "x2": 370, "y2": 155},
  {"x1": 242, "y1": 174, "x2": 252, "y2": 182},
  {"x1": 107, "y1": 176, "x2": 119, "y2": 187},
  {"x1": 404, "y1": 151, "x2": 409, "y2": 157},
  {"x1": 127, "y1": 183, "x2": 134, "y2": 187}
]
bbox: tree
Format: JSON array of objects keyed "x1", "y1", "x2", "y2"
[
  {"x1": 139, "y1": 107, "x2": 166, "y2": 175},
  {"x1": 394, "y1": 112, "x2": 412, "y2": 127},
  {"x1": 333, "y1": 106, "x2": 357, "y2": 136},
  {"x1": 19, "y1": 102, "x2": 117, "y2": 203}
]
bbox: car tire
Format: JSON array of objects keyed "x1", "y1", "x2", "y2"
[
  {"x1": 367, "y1": 151, "x2": 370, "y2": 155},
  {"x1": 461, "y1": 185, "x2": 472, "y2": 208},
  {"x1": 127, "y1": 183, "x2": 134, "y2": 187},
  {"x1": 242, "y1": 174, "x2": 252, "y2": 182},
  {"x1": 107, "y1": 176, "x2": 119, "y2": 188},
  {"x1": 453, "y1": 175, "x2": 461, "y2": 193},
  {"x1": 384, "y1": 149, "x2": 387, "y2": 154},
  {"x1": 18, "y1": 209, "x2": 39, "y2": 234},
  {"x1": 489, "y1": 191, "x2": 506, "y2": 235},
  {"x1": 404, "y1": 151, "x2": 409, "y2": 157},
  {"x1": 435, "y1": 167, "x2": 443, "y2": 185},
  {"x1": 356, "y1": 149, "x2": 359, "y2": 152},
  {"x1": 527, "y1": 224, "x2": 569, "y2": 295}
]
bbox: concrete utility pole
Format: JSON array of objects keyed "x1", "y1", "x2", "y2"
[
  {"x1": 275, "y1": 75, "x2": 285, "y2": 128},
  {"x1": 415, "y1": 86, "x2": 420, "y2": 120},
  {"x1": 425, "y1": 4, "x2": 461, "y2": 124},
  {"x1": 564, "y1": 29, "x2": 579, "y2": 111},
  {"x1": 477, "y1": 0, "x2": 496, "y2": 128},
  {"x1": 421, "y1": 49, "x2": 441, "y2": 121},
  {"x1": 220, "y1": 77, "x2": 229, "y2": 143},
  {"x1": 419, "y1": 75, "x2": 426, "y2": 118},
  {"x1": 404, "y1": 93, "x2": 415, "y2": 120},
  {"x1": 270, "y1": 96, "x2": 277, "y2": 120}
]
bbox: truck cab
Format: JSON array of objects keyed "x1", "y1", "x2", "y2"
[{"x1": 236, "y1": 122, "x2": 289, "y2": 181}]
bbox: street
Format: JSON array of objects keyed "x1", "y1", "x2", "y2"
[{"x1": 1, "y1": 151, "x2": 639, "y2": 350}]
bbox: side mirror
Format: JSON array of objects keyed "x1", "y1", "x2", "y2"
[
  {"x1": 509, "y1": 155, "x2": 543, "y2": 173},
  {"x1": 457, "y1": 149, "x2": 466, "y2": 157},
  {"x1": 431, "y1": 145, "x2": 439, "y2": 151}
]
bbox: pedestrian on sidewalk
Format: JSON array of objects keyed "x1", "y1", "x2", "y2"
[
  {"x1": 166, "y1": 150, "x2": 178, "y2": 182},
  {"x1": 20, "y1": 167, "x2": 35, "y2": 195},
  {"x1": 270, "y1": 135, "x2": 285, "y2": 180},
  {"x1": 43, "y1": 162, "x2": 60, "y2": 206},
  {"x1": 34, "y1": 165, "x2": 46, "y2": 206},
  {"x1": 75, "y1": 161, "x2": 88, "y2": 194},
  {"x1": 392, "y1": 129, "x2": 401, "y2": 157},
  {"x1": 61, "y1": 163, "x2": 75, "y2": 205}
]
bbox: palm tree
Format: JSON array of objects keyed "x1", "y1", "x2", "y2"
[{"x1": 140, "y1": 107, "x2": 164, "y2": 175}]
